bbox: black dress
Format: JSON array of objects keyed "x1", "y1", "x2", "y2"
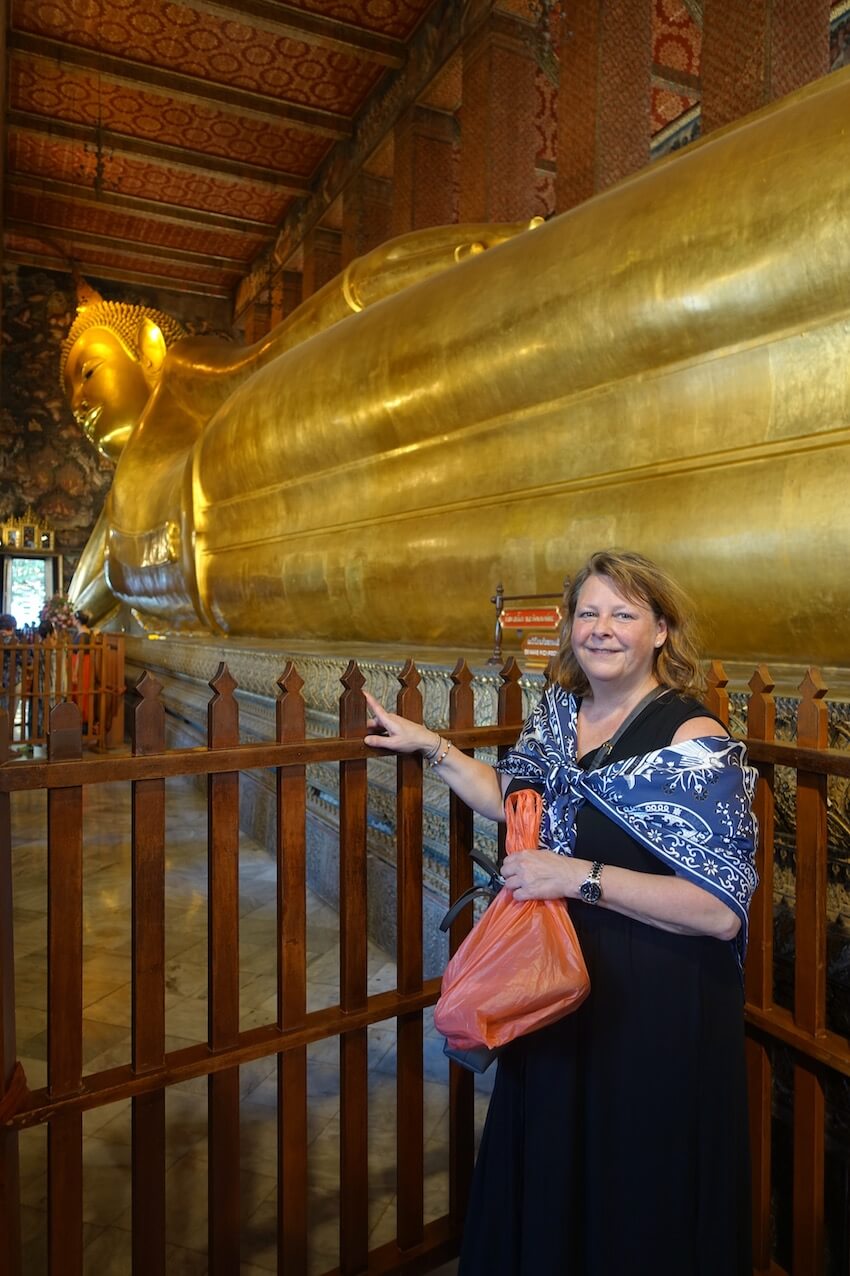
[{"x1": 458, "y1": 694, "x2": 752, "y2": 1276}]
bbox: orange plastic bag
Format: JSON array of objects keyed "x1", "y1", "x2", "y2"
[{"x1": 434, "y1": 789, "x2": 590, "y2": 1054}]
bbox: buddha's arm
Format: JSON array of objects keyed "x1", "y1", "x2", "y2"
[
  {"x1": 162, "y1": 221, "x2": 542, "y2": 421},
  {"x1": 68, "y1": 506, "x2": 116, "y2": 623},
  {"x1": 253, "y1": 220, "x2": 543, "y2": 367}
]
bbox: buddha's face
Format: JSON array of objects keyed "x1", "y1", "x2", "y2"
[{"x1": 63, "y1": 327, "x2": 153, "y2": 461}]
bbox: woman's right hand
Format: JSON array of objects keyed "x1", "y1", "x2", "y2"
[{"x1": 363, "y1": 690, "x2": 440, "y2": 756}]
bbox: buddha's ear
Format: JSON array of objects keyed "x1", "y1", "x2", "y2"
[{"x1": 137, "y1": 317, "x2": 168, "y2": 381}]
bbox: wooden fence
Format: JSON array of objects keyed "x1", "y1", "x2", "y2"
[
  {"x1": 0, "y1": 633, "x2": 125, "y2": 750},
  {"x1": 0, "y1": 656, "x2": 846, "y2": 1274}
]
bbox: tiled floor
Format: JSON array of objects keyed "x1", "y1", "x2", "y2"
[{"x1": 9, "y1": 774, "x2": 489, "y2": 1274}]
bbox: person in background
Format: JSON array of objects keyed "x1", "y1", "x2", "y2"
[
  {"x1": 0, "y1": 614, "x2": 20, "y2": 734},
  {"x1": 70, "y1": 610, "x2": 94, "y2": 730},
  {"x1": 364, "y1": 549, "x2": 758, "y2": 1276}
]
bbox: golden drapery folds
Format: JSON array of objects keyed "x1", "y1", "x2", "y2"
[{"x1": 69, "y1": 67, "x2": 850, "y2": 665}]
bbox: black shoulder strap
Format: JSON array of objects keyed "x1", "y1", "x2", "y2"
[{"x1": 584, "y1": 686, "x2": 669, "y2": 772}]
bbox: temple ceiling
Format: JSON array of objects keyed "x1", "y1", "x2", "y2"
[
  {"x1": 2, "y1": 0, "x2": 436, "y2": 298},
  {"x1": 1, "y1": 0, "x2": 714, "y2": 303}
]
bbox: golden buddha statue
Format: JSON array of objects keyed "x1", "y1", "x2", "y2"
[{"x1": 65, "y1": 65, "x2": 850, "y2": 667}]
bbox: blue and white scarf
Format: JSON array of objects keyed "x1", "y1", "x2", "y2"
[{"x1": 495, "y1": 686, "x2": 759, "y2": 972}]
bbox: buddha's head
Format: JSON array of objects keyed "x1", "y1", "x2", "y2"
[{"x1": 60, "y1": 296, "x2": 187, "y2": 461}]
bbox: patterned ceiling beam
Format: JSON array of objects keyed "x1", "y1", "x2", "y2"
[
  {"x1": 9, "y1": 31, "x2": 353, "y2": 139},
  {"x1": 8, "y1": 174, "x2": 277, "y2": 236},
  {"x1": 8, "y1": 111, "x2": 312, "y2": 193},
  {"x1": 185, "y1": 0, "x2": 405, "y2": 67},
  {"x1": 5, "y1": 218, "x2": 247, "y2": 272},
  {"x1": 2, "y1": 247, "x2": 233, "y2": 299}
]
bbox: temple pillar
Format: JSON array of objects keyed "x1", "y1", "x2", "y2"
[
  {"x1": 458, "y1": 8, "x2": 538, "y2": 222},
  {"x1": 555, "y1": 0, "x2": 602, "y2": 211},
  {"x1": 253, "y1": 295, "x2": 272, "y2": 341},
  {"x1": 301, "y1": 227, "x2": 342, "y2": 299},
  {"x1": 768, "y1": 0, "x2": 830, "y2": 100},
  {"x1": 595, "y1": 0, "x2": 652, "y2": 191},
  {"x1": 391, "y1": 104, "x2": 457, "y2": 235},
  {"x1": 270, "y1": 270, "x2": 302, "y2": 325},
  {"x1": 342, "y1": 171, "x2": 393, "y2": 265},
  {"x1": 701, "y1": 0, "x2": 771, "y2": 132},
  {"x1": 556, "y1": 0, "x2": 651, "y2": 207}
]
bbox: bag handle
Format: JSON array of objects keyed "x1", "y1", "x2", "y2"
[{"x1": 439, "y1": 849, "x2": 506, "y2": 932}]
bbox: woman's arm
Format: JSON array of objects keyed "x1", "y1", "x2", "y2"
[
  {"x1": 500, "y1": 852, "x2": 741, "y2": 939},
  {"x1": 363, "y1": 691, "x2": 505, "y2": 823}
]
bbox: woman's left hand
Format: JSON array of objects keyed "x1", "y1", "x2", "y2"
[{"x1": 500, "y1": 849, "x2": 578, "y2": 901}]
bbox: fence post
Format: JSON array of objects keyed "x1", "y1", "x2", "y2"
[
  {"x1": 338, "y1": 660, "x2": 369, "y2": 1274},
  {"x1": 207, "y1": 663, "x2": 241, "y2": 1275},
  {"x1": 744, "y1": 665, "x2": 776, "y2": 1271},
  {"x1": 792, "y1": 668, "x2": 828, "y2": 1276},
  {"x1": 448, "y1": 660, "x2": 475, "y2": 1231},
  {"x1": 47, "y1": 699, "x2": 84, "y2": 1276},
  {"x1": 104, "y1": 635, "x2": 126, "y2": 749},
  {"x1": 276, "y1": 662, "x2": 308, "y2": 1276},
  {"x1": 0, "y1": 707, "x2": 22, "y2": 1274},
  {"x1": 497, "y1": 659, "x2": 523, "y2": 863},
  {"x1": 396, "y1": 659, "x2": 424, "y2": 1250},
  {"x1": 130, "y1": 672, "x2": 167, "y2": 1276},
  {"x1": 704, "y1": 659, "x2": 730, "y2": 726}
]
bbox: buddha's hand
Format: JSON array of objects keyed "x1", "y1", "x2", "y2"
[{"x1": 363, "y1": 690, "x2": 439, "y2": 756}]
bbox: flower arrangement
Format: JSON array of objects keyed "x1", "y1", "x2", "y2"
[{"x1": 39, "y1": 592, "x2": 77, "y2": 633}]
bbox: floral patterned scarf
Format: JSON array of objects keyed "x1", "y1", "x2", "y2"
[{"x1": 495, "y1": 686, "x2": 759, "y2": 972}]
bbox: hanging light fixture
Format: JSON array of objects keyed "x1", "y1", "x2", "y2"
[{"x1": 82, "y1": 0, "x2": 116, "y2": 199}]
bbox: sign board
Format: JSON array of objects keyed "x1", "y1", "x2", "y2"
[
  {"x1": 500, "y1": 606, "x2": 562, "y2": 630},
  {"x1": 522, "y1": 633, "x2": 561, "y2": 668}
]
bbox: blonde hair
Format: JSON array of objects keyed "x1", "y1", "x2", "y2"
[
  {"x1": 60, "y1": 301, "x2": 186, "y2": 378},
  {"x1": 551, "y1": 550, "x2": 704, "y2": 698}
]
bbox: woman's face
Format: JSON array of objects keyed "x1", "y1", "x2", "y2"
[
  {"x1": 571, "y1": 574, "x2": 667, "y2": 693},
  {"x1": 63, "y1": 327, "x2": 152, "y2": 461}
]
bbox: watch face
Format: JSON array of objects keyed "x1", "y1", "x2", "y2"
[{"x1": 580, "y1": 879, "x2": 602, "y2": 905}]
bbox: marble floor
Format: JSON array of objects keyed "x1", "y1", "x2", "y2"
[{"x1": 9, "y1": 774, "x2": 489, "y2": 1274}]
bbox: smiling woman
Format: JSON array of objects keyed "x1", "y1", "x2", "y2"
[{"x1": 364, "y1": 549, "x2": 758, "y2": 1275}]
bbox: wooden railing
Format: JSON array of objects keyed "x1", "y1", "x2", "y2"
[
  {"x1": 0, "y1": 633, "x2": 125, "y2": 750},
  {"x1": 704, "y1": 662, "x2": 848, "y2": 1276},
  {"x1": 0, "y1": 655, "x2": 846, "y2": 1274}
]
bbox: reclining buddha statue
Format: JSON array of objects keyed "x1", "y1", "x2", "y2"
[{"x1": 65, "y1": 65, "x2": 850, "y2": 667}]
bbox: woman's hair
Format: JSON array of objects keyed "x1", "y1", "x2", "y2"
[
  {"x1": 550, "y1": 549, "x2": 705, "y2": 698},
  {"x1": 74, "y1": 610, "x2": 92, "y2": 627}
]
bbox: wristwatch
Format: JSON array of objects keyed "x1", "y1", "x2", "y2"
[{"x1": 579, "y1": 861, "x2": 604, "y2": 905}]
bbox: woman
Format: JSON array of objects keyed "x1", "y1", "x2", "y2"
[{"x1": 364, "y1": 550, "x2": 758, "y2": 1275}]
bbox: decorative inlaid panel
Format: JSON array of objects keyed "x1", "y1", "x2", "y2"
[
  {"x1": 13, "y1": 0, "x2": 384, "y2": 113},
  {"x1": 6, "y1": 188, "x2": 262, "y2": 261},
  {"x1": 11, "y1": 53, "x2": 334, "y2": 174},
  {"x1": 652, "y1": 85, "x2": 698, "y2": 130},
  {"x1": 8, "y1": 130, "x2": 289, "y2": 223},
  {"x1": 651, "y1": 0, "x2": 701, "y2": 135},
  {"x1": 652, "y1": 0, "x2": 702, "y2": 75}
]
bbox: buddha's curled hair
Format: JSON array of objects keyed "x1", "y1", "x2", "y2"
[{"x1": 60, "y1": 301, "x2": 187, "y2": 378}]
